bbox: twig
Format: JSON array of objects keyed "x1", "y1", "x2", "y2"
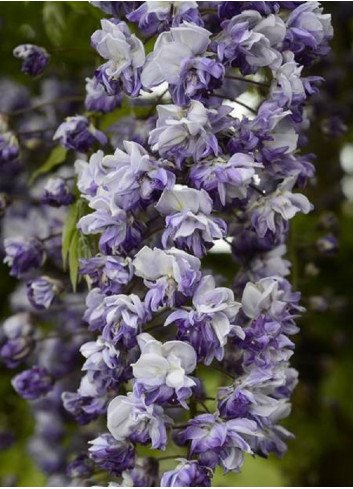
[
  {"x1": 16, "y1": 126, "x2": 57, "y2": 136},
  {"x1": 5, "y1": 96, "x2": 84, "y2": 117},
  {"x1": 209, "y1": 363, "x2": 235, "y2": 380},
  {"x1": 225, "y1": 75, "x2": 270, "y2": 89},
  {"x1": 157, "y1": 454, "x2": 185, "y2": 461},
  {"x1": 213, "y1": 94, "x2": 257, "y2": 114},
  {"x1": 249, "y1": 183, "x2": 266, "y2": 196},
  {"x1": 198, "y1": 400, "x2": 211, "y2": 413}
]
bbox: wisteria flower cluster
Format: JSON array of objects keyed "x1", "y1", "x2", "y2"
[{"x1": 0, "y1": 1, "x2": 333, "y2": 487}]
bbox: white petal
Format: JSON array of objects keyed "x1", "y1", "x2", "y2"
[
  {"x1": 211, "y1": 312, "x2": 231, "y2": 347},
  {"x1": 133, "y1": 246, "x2": 174, "y2": 280},
  {"x1": 166, "y1": 368, "x2": 186, "y2": 389},
  {"x1": 163, "y1": 341, "x2": 197, "y2": 373},
  {"x1": 107, "y1": 396, "x2": 132, "y2": 440},
  {"x1": 132, "y1": 353, "x2": 169, "y2": 386},
  {"x1": 171, "y1": 23, "x2": 210, "y2": 55}
]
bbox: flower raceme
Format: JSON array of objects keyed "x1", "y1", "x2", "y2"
[{"x1": 0, "y1": 1, "x2": 334, "y2": 486}]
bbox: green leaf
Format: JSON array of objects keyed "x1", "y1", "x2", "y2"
[
  {"x1": 100, "y1": 102, "x2": 151, "y2": 131},
  {"x1": 30, "y1": 146, "x2": 67, "y2": 184},
  {"x1": 43, "y1": 2, "x2": 66, "y2": 45},
  {"x1": 68, "y1": 230, "x2": 95, "y2": 292},
  {"x1": 144, "y1": 36, "x2": 156, "y2": 55},
  {"x1": 69, "y1": 231, "x2": 80, "y2": 292},
  {"x1": 213, "y1": 455, "x2": 286, "y2": 487},
  {"x1": 66, "y1": 1, "x2": 88, "y2": 13},
  {"x1": 100, "y1": 105, "x2": 130, "y2": 131},
  {"x1": 61, "y1": 201, "x2": 79, "y2": 269},
  {"x1": 62, "y1": 199, "x2": 94, "y2": 290},
  {"x1": 78, "y1": 234, "x2": 93, "y2": 261}
]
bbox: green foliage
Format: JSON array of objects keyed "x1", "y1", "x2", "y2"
[
  {"x1": 65, "y1": 1, "x2": 90, "y2": 14},
  {"x1": 42, "y1": 2, "x2": 66, "y2": 46},
  {"x1": 62, "y1": 199, "x2": 95, "y2": 291},
  {"x1": 62, "y1": 200, "x2": 80, "y2": 270},
  {"x1": 62, "y1": 199, "x2": 81, "y2": 291},
  {"x1": 29, "y1": 145, "x2": 67, "y2": 184},
  {"x1": 0, "y1": 1, "x2": 100, "y2": 88},
  {"x1": 68, "y1": 229, "x2": 80, "y2": 291},
  {"x1": 212, "y1": 456, "x2": 286, "y2": 487},
  {"x1": 100, "y1": 101, "x2": 152, "y2": 132},
  {"x1": 0, "y1": 445, "x2": 46, "y2": 487},
  {"x1": 0, "y1": 369, "x2": 46, "y2": 486}
]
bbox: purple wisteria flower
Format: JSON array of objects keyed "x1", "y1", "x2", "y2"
[
  {"x1": 190, "y1": 153, "x2": 262, "y2": 206},
  {"x1": 175, "y1": 413, "x2": 261, "y2": 472},
  {"x1": 284, "y1": 1, "x2": 333, "y2": 64},
  {"x1": 316, "y1": 234, "x2": 338, "y2": 255},
  {"x1": 107, "y1": 391, "x2": 172, "y2": 450},
  {"x1": 142, "y1": 21, "x2": 223, "y2": 104},
  {"x1": 149, "y1": 100, "x2": 232, "y2": 166},
  {"x1": 250, "y1": 178, "x2": 313, "y2": 238},
  {"x1": 88, "y1": 433, "x2": 135, "y2": 475},
  {"x1": 12, "y1": 366, "x2": 53, "y2": 400},
  {"x1": 80, "y1": 254, "x2": 133, "y2": 292},
  {"x1": 42, "y1": 178, "x2": 74, "y2": 207},
  {"x1": 250, "y1": 101, "x2": 299, "y2": 156},
  {"x1": 102, "y1": 293, "x2": 148, "y2": 348},
  {"x1": 2, "y1": 2, "x2": 334, "y2": 486},
  {"x1": 13, "y1": 44, "x2": 49, "y2": 76},
  {"x1": 75, "y1": 149, "x2": 106, "y2": 198},
  {"x1": 142, "y1": 22, "x2": 210, "y2": 88},
  {"x1": 166, "y1": 275, "x2": 243, "y2": 365},
  {"x1": 77, "y1": 188, "x2": 144, "y2": 253},
  {"x1": 62, "y1": 390, "x2": 107, "y2": 425},
  {"x1": 90, "y1": 141, "x2": 175, "y2": 211},
  {"x1": 128, "y1": 2, "x2": 202, "y2": 36},
  {"x1": 161, "y1": 459, "x2": 211, "y2": 487},
  {"x1": 213, "y1": 10, "x2": 285, "y2": 75},
  {"x1": 156, "y1": 185, "x2": 227, "y2": 257},
  {"x1": 4, "y1": 237, "x2": 45, "y2": 277},
  {"x1": 133, "y1": 246, "x2": 201, "y2": 311},
  {"x1": 0, "y1": 132, "x2": 20, "y2": 164},
  {"x1": 92, "y1": 19, "x2": 145, "y2": 96},
  {"x1": 85, "y1": 76, "x2": 123, "y2": 113},
  {"x1": 77, "y1": 142, "x2": 175, "y2": 253},
  {"x1": 270, "y1": 52, "x2": 307, "y2": 108},
  {"x1": 132, "y1": 332, "x2": 197, "y2": 407},
  {"x1": 0, "y1": 313, "x2": 34, "y2": 368},
  {"x1": 241, "y1": 276, "x2": 302, "y2": 322},
  {"x1": 53, "y1": 116, "x2": 107, "y2": 153},
  {"x1": 82, "y1": 288, "x2": 148, "y2": 347},
  {"x1": 80, "y1": 334, "x2": 138, "y2": 392},
  {"x1": 239, "y1": 244, "x2": 291, "y2": 283},
  {"x1": 83, "y1": 288, "x2": 107, "y2": 332},
  {"x1": 27, "y1": 276, "x2": 63, "y2": 310},
  {"x1": 89, "y1": 1, "x2": 138, "y2": 17}
]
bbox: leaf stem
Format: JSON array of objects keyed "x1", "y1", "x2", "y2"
[
  {"x1": 157, "y1": 454, "x2": 185, "y2": 462},
  {"x1": 225, "y1": 75, "x2": 270, "y2": 88},
  {"x1": 209, "y1": 363, "x2": 235, "y2": 380},
  {"x1": 213, "y1": 94, "x2": 257, "y2": 114},
  {"x1": 198, "y1": 400, "x2": 211, "y2": 413}
]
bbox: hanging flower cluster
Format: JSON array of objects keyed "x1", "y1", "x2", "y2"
[{"x1": 0, "y1": 1, "x2": 333, "y2": 486}]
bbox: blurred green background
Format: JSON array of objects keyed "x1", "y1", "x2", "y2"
[{"x1": 1, "y1": 2, "x2": 353, "y2": 486}]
